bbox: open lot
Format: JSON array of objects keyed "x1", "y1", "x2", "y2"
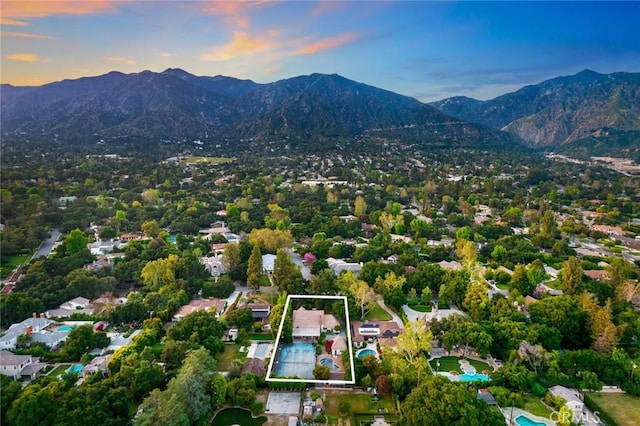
[{"x1": 586, "y1": 392, "x2": 640, "y2": 426}]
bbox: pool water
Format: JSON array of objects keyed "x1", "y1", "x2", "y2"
[
  {"x1": 515, "y1": 415, "x2": 546, "y2": 426},
  {"x1": 66, "y1": 364, "x2": 83, "y2": 376},
  {"x1": 458, "y1": 372, "x2": 490, "y2": 382},
  {"x1": 357, "y1": 349, "x2": 377, "y2": 358},
  {"x1": 273, "y1": 343, "x2": 316, "y2": 378},
  {"x1": 255, "y1": 343, "x2": 269, "y2": 358},
  {"x1": 319, "y1": 358, "x2": 340, "y2": 371},
  {"x1": 58, "y1": 326, "x2": 75, "y2": 332}
]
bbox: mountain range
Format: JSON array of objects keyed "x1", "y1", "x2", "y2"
[
  {"x1": 430, "y1": 69, "x2": 640, "y2": 152},
  {"x1": 1, "y1": 68, "x2": 639, "y2": 156}
]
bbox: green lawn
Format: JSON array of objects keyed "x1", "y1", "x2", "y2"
[
  {"x1": 325, "y1": 392, "x2": 396, "y2": 425},
  {"x1": 248, "y1": 333, "x2": 273, "y2": 341},
  {"x1": 181, "y1": 156, "x2": 235, "y2": 165},
  {"x1": 429, "y1": 356, "x2": 490, "y2": 374},
  {"x1": 211, "y1": 407, "x2": 266, "y2": 426},
  {"x1": 586, "y1": 392, "x2": 640, "y2": 426},
  {"x1": 48, "y1": 364, "x2": 72, "y2": 378},
  {"x1": 408, "y1": 304, "x2": 432, "y2": 312},
  {"x1": 0, "y1": 253, "x2": 31, "y2": 278},
  {"x1": 215, "y1": 344, "x2": 247, "y2": 370},
  {"x1": 495, "y1": 282, "x2": 511, "y2": 290},
  {"x1": 363, "y1": 303, "x2": 392, "y2": 321},
  {"x1": 521, "y1": 394, "x2": 553, "y2": 418}
]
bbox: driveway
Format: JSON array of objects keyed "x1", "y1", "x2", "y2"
[
  {"x1": 377, "y1": 298, "x2": 404, "y2": 328},
  {"x1": 402, "y1": 304, "x2": 466, "y2": 323},
  {"x1": 286, "y1": 249, "x2": 312, "y2": 281},
  {"x1": 33, "y1": 227, "x2": 61, "y2": 259}
]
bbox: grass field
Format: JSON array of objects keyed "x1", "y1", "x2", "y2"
[
  {"x1": 0, "y1": 254, "x2": 31, "y2": 278},
  {"x1": 363, "y1": 303, "x2": 392, "y2": 321},
  {"x1": 48, "y1": 364, "x2": 72, "y2": 378},
  {"x1": 248, "y1": 333, "x2": 273, "y2": 341},
  {"x1": 215, "y1": 344, "x2": 247, "y2": 371},
  {"x1": 521, "y1": 394, "x2": 553, "y2": 418},
  {"x1": 429, "y1": 356, "x2": 490, "y2": 374},
  {"x1": 586, "y1": 392, "x2": 640, "y2": 426},
  {"x1": 325, "y1": 392, "x2": 396, "y2": 425},
  {"x1": 181, "y1": 156, "x2": 235, "y2": 165}
]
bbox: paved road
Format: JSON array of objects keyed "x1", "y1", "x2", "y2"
[
  {"x1": 33, "y1": 227, "x2": 61, "y2": 259},
  {"x1": 285, "y1": 248, "x2": 312, "y2": 281}
]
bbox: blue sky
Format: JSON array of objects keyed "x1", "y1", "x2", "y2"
[{"x1": 2, "y1": 1, "x2": 639, "y2": 101}]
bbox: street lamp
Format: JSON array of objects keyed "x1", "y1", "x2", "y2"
[{"x1": 436, "y1": 360, "x2": 440, "y2": 374}]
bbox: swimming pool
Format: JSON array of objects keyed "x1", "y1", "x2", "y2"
[
  {"x1": 319, "y1": 358, "x2": 340, "y2": 371},
  {"x1": 458, "y1": 372, "x2": 490, "y2": 382},
  {"x1": 273, "y1": 343, "x2": 316, "y2": 378},
  {"x1": 515, "y1": 415, "x2": 547, "y2": 426},
  {"x1": 58, "y1": 326, "x2": 75, "y2": 332},
  {"x1": 66, "y1": 364, "x2": 83, "y2": 376},
  {"x1": 255, "y1": 343, "x2": 269, "y2": 358},
  {"x1": 357, "y1": 349, "x2": 377, "y2": 358}
]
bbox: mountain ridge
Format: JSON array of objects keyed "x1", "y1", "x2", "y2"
[
  {"x1": 0, "y1": 69, "x2": 517, "y2": 152},
  {"x1": 430, "y1": 69, "x2": 640, "y2": 148}
]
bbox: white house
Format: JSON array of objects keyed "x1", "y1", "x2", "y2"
[
  {"x1": 0, "y1": 317, "x2": 52, "y2": 350},
  {"x1": 549, "y1": 385, "x2": 584, "y2": 414},
  {"x1": 262, "y1": 254, "x2": 277, "y2": 273},
  {"x1": 0, "y1": 351, "x2": 46, "y2": 380}
]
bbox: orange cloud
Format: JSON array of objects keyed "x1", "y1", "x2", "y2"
[
  {"x1": 200, "y1": 30, "x2": 278, "y2": 61},
  {"x1": 7, "y1": 53, "x2": 40, "y2": 62},
  {"x1": 1, "y1": 1, "x2": 116, "y2": 19},
  {"x1": 296, "y1": 33, "x2": 357, "y2": 55},
  {"x1": 198, "y1": 1, "x2": 250, "y2": 29},
  {"x1": 106, "y1": 56, "x2": 137, "y2": 65},
  {"x1": 2, "y1": 30, "x2": 55, "y2": 39},
  {"x1": 1, "y1": 17, "x2": 30, "y2": 26}
]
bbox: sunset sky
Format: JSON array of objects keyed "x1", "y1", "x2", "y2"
[{"x1": 2, "y1": 1, "x2": 639, "y2": 102}]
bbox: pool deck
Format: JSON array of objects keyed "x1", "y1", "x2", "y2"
[
  {"x1": 502, "y1": 407, "x2": 555, "y2": 426},
  {"x1": 246, "y1": 342, "x2": 274, "y2": 359}
]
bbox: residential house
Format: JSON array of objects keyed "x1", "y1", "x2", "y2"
[
  {"x1": 326, "y1": 258, "x2": 362, "y2": 276},
  {"x1": 0, "y1": 316, "x2": 54, "y2": 350},
  {"x1": 262, "y1": 254, "x2": 277, "y2": 273},
  {"x1": 45, "y1": 296, "x2": 94, "y2": 318},
  {"x1": 201, "y1": 256, "x2": 227, "y2": 277},
  {"x1": 292, "y1": 307, "x2": 341, "y2": 339},
  {"x1": 0, "y1": 351, "x2": 46, "y2": 380},
  {"x1": 438, "y1": 260, "x2": 463, "y2": 270},
  {"x1": 174, "y1": 298, "x2": 227, "y2": 320},
  {"x1": 241, "y1": 358, "x2": 265, "y2": 376},
  {"x1": 549, "y1": 385, "x2": 585, "y2": 414},
  {"x1": 330, "y1": 335, "x2": 347, "y2": 356},
  {"x1": 584, "y1": 270, "x2": 609, "y2": 281},
  {"x1": 245, "y1": 303, "x2": 271, "y2": 322},
  {"x1": 82, "y1": 355, "x2": 112, "y2": 378},
  {"x1": 350, "y1": 320, "x2": 403, "y2": 348}
]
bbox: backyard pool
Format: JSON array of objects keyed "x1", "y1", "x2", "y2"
[
  {"x1": 58, "y1": 326, "x2": 75, "y2": 332},
  {"x1": 458, "y1": 372, "x2": 490, "y2": 382},
  {"x1": 273, "y1": 343, "x2": 316, "y2": 378},
  {"x1": 255, "y1": 342, "x2": 269, "y2": 358},
  {"x1": 319, "y1": 358, "x2": 340, "y2": 371},
  {"x1": 66, "y1": 364, "x2": 83, "y2": 376},
  {"x1": 357, "y1": 348, "x2": 377, "y2": 358},
  {"x1": 515, "y1": 415, "x2": 547, "y2": 426}
]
